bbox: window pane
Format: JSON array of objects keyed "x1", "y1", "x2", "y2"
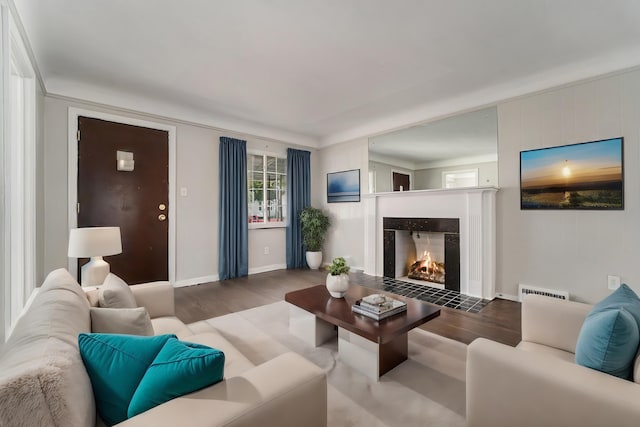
[
  {"x1": 267, "y1": 173, "x2": 280, "y2": 189},
  {"x1": 250, "y1": 171, "x2": 264, "y2": 187},
  {"x1": 275, "y1": 178, "x2": 284, "y2": 198},
  {"x1": 266, "y1": 156, "x2": 277, "y2": 172},
  {"x1": 247, "y1": 154, "x2": 286, "y2": 225},
  {"x1": 252, "y1": 188, "x2": 264, "y2": 203},
  {"x1": 280, "y1": 175, "x2": 287, "y2": 223},
  {"x1": 443, "y1": 170, "x2": 478, "y2": 189},
  {"x1": 249, "y1": 154, "x2": 263, "y2": 172},
  {"x1": 248, "y1": 190, "x2": 264, "y2": 223},
  {"x1": 266, "y1": 190, "x2": 283, "y2": 222},
  {"x1": 247, "y1": 159, "x2": 261, "y2": 222}
]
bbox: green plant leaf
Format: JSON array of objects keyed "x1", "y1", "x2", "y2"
[
  {"x1": 327, "y1": 256, "x2": 350, "y2": 275},
  {"x1": 299, "y1": 207, "x2": 330, "y2": 251}
]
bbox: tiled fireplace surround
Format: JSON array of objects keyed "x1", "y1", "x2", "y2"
[{"x1": 363, "y1": 187, "x2": 498, "y2": 300}]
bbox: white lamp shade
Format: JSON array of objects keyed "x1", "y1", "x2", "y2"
[{"x1": 68, "y1": 227, "x2": 122, "y2": 258}]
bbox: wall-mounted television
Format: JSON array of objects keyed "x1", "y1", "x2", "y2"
[
  {"x1": 520, "y1": 137, "x2": 623, "y2": 210},
  {"x1": 327, "y1": 169, "x2": 360, "y2": 203}
]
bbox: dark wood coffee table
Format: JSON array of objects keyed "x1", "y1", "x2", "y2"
[{"x1": 285, "y1": 284, "x2": 440, "y2": 379}]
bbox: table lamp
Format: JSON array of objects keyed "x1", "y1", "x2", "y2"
[{"x1": 68, "y1": 227, "x2": 122, "y2": 286}]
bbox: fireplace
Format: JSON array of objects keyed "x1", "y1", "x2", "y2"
[
  {"x1": 408, "y1": 232, "x2": 446, "y2": 284},
  {"x1": 383, "y1": 217, "x2": 460, "y2": 292},
  {"x1": 363, "y1": 187, "x2": 497, "y2": 299}
]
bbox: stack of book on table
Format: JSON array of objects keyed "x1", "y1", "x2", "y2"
[{"x1": 352, "y1": 293, "x2": 407, "y2": 320}]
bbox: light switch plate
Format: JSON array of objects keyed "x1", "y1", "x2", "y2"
[{"x1": 607, "y1": 275, "x2": 621, "y2": 290}]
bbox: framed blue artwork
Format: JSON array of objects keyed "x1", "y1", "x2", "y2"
[{"x1": 327, "y1": 169, "x2": 360, "y2": 203}]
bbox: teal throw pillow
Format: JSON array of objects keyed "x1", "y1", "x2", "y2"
[
  {"x1": 575, "y1": 308, "x2": 640, "y2": 379},
  {"x1": 128, "y1": 338, "x2": 225, "y2": 418},
  {"x1": 576, "y1": 284, "x2": 640, "y2": 379},
  {"x1": 591, "y1": 284, "x2": 640, "y2": 327},
  {"x1": 78, "y1": 333, "x2": 176, "y2": 426}
]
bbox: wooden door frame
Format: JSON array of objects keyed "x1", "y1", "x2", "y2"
[
  {"x1": 67, "y1": 107, "x2": 177, "y2": 285},
  {"x1": 391, "y1": 169, "x2": 412, "y2": 191}
]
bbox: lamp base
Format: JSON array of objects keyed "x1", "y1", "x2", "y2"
[{"x1": 81, "y1": 257, "x2": 111, "y2": 286}]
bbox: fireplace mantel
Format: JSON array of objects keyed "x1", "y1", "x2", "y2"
[{"x1": 363, "y1": 187, "x2": 499, "y2": 299}]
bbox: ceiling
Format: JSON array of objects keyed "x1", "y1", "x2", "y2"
[{"x1": 13, "y1": 1, "x2": 640, "y2": 147}]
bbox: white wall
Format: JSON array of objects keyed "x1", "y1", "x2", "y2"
[
  {"x1": 315, "y1": 138, "x2": 368, "y2": 270},
  {"x1": 496, "y1": 69, "x2": 640, "y2": 303},
  {"x1": 38, "y1": 65, "x2": 640, "y2": 302},
  {"x1": 43, "y1": 96, "x2": 311, "y2": 285},
  {"x1": 414, "y1": 161, "x2": 498, "y2": 190},
  {"x1": 317, "y1": 69, "x2": 640, "y2": 304}
]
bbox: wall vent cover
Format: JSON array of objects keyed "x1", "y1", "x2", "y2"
[{"x1": 518, "y1": 284, "x2": 569, "y2": 302}]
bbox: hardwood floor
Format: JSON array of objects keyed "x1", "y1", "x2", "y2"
[{"x1": 174, "y1": 269, "x2": 521, "y2": 346}]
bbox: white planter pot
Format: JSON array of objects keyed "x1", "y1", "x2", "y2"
[
  {"x1": 326, "y1": 273, "x2": 349, "y2": 298},
  {"x1": 306, "y1": 251, "x2": 323, "y2": 270}
]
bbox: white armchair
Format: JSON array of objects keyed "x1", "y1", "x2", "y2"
[{"x1": 466, "y1": 295, "x2": 640, "y2": 427}]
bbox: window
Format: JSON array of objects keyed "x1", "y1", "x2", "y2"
[
  {"x1": 247, "y1": 154, "x2": 286, "y2": 227},
  {"x1": 442, "y1": 169, "x2": 479, "y2": 189},
  {"x1": 1, "y1": 5, "x2": 37, "y2": 341}
]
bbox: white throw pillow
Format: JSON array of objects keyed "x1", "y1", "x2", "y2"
[
  {"x1": 99, "y1": 273, "x2": 137, "y2": 308},
  {"x1": 90, "y1": 307, "x2": 154, "y2": 336}
]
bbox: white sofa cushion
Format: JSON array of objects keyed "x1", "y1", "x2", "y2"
[
  {"x1": 1, "y1": 269, "x2": 328, "y2": 427},
  {"x1": 521, "y1": 295, "x2": 591, "y2": 354},
  {"x1": 86, "y1": 289, "x2": 101, "y2": 307},
  {"x1": 151, "y1": 317, "x2": 194, "y2": 339},
  {"x1": 517, "y1": 341, "x2": 575, "y2": 364},
  {"x1": 0, "y1": 269, "x2": 95, "y2": 426},
  {"x1": 130, "y1": 282, "x2": 175, "y2": 318},
  {"x1": 0, "y1": 341, "x2": 94, "y2": 427},
  {"x1": 115, "y1": 353, "x2": 327, "y2": 427},
  {"x1": 186, "y1": 332, "x2": 255, "y2": 378},
  {"x1": 99, "y1": 273, "x2": 137, "y2": 308},
  {"x1": 90, "y1": 307, "x2": 154, "y2": 336}
]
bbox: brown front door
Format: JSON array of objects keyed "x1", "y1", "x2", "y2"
[
  {"x1": 393, "y1": 172, "x2": 410, "y2": 192},
  {"x1": 77, "y1": 117, "x2": 169, "y2": 284}
]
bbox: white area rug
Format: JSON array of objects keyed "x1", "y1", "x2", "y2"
[{"x1": 190, "y1": 301, "x2": 467, "y2": 427}]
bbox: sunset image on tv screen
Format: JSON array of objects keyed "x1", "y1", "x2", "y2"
[{"x1": 520, "y1": 137, "x2": 623, "y2": 210}]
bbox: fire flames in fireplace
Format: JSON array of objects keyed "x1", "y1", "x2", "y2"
[{"x1": 408, "y1": 251, "x2": 445, "y2": 284}]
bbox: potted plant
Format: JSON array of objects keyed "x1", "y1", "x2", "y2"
[
  {"x1": 299, "y1": 206, "x2": 330, "y2": 269},
  {"x1": 326, "y1": 257, "x2": 350, "y2": 298}
]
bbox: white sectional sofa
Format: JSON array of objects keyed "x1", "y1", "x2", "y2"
[
  {"x1": 466, "y1": 294, "x2": 640, "y2": 427},
  {"x1": 0, "y1": 269, "x2": 327, "y2": 427}
]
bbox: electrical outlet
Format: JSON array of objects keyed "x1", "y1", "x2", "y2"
[
  {"x1": 264, "y1": 246, "x2": 270, "y2": 255},
  {"x1": 607, "y1": 275, "x2": 621, "y2": 290}
]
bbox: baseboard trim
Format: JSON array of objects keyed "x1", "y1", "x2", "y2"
[
  {"x1": 175, "y1": 264, "x2": 288, "y2": 288},
  {"x1": 495, "y1": 292, "x2": 519, "y2": 302},
  {"x1": 174, "y1": 274, "x2": 219, "y2": 288},
  {"x1": 248, "y1": 264, "x2": 287, "y2": 275}
]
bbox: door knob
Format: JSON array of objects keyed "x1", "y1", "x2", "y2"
[
  {"x1": 158, "y1": 214, "x2": 166, "y2": 221},
  {"x1": 159, "y1": 204, "x2": 166, "y2": 211}
]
